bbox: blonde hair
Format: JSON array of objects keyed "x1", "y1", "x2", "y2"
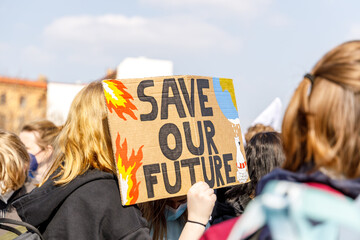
[
  {"x1": 245, "y1": 124, "x2": 275, "y2": 144},
  {"x1": 0, "y1": 130, "x2": 30, "y2": 194},
  {"x1": 21, "y1": 119, "x2": 61, "y2": 150},
  {"x1": 282, "y1": 40, "x2": 360, "y2": 178},
  {"x1": 42, "y1": 81, "x2": 116, "y2": 186}
]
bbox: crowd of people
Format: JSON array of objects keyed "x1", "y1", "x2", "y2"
[{"x1": 1, "y1": 40, "x2": 360, "y2": 239}]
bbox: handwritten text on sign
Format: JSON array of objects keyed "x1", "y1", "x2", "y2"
[{"x1": 103, "y1": 76, "x2": 248, "y2": 205}]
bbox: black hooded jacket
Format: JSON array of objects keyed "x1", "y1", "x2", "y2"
[{"x1": 13, "y1": 169, "x2": 151, "y2": 240}]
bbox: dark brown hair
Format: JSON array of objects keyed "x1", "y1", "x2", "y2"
[{"x1": 226, "y1": 131, "x2": 285, "y2": 213}]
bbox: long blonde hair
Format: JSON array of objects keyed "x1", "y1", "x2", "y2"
[
  {"x1": 282, "y1": 40, "x2": 360, "y2": 178},
  {"x1": 42, "y1": 81, "x2": 116, "y2": 185},
  {"x1": 0, "y1": 130, "x2": 30, "y2": 194}
]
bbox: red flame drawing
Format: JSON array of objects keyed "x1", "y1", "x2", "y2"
[
  {"x1": 103, "y1": 79, "x2": 137, "y2": 121},
  {"x1": 115, "y1": 133, "x2": 144, "y2": 205}
]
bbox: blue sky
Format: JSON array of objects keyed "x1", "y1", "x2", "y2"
[{"x1": 1, "y1": 0, "x2": 360, "y2": 130}]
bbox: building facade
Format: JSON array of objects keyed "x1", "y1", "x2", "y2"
[{"x1": 0, "y1": 76, "x2": 47, "y2": 132}]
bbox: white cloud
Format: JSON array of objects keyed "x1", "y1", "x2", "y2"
[
  {"x1": 44, "y1": 15, "x2": 147, "y2": 44},
  {"x1": 43, "y1": 14, "x2": 241, "y2": 54},
  {"x1": 140, "y1": 0, "x2": 273, "y2": 19}
]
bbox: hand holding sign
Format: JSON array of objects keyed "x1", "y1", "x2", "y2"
[{"x1": 187, "y1": 181, "x2": 216, "y2": 225}]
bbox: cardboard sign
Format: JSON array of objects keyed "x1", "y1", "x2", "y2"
[{"x1": 102, "y1": 76, "x2": 249, "y2": 206}]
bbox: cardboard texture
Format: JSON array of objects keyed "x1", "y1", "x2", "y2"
[{"x1": 102, "y1": 76, "x2": 249, "y2": 206}]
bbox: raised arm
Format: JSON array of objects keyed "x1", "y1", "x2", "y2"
[{"x1": 179, "y1": 181, "x2": 216, "y2": 240}]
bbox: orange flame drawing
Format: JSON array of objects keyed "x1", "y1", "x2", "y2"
[
  {"x1": 115, "y1": 133, "x2": 144, "y2": 205},
  {"x1": 102, "y1": 80, "x2": 138, "y2": 121}
]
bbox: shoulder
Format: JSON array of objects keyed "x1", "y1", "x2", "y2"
[
  {"x1": 63, "y1": 172, "x2": 131, "y2": 216},
  {"x1": 70, "y1": 175, "x2": 119, "y2": 201},
  {"x1": 256, "y1": 168, "x2": 297, "y2": 195},
  {"x1": 68, "y1": 173, "x2": 150, "y2": 238},
  {"x1": 63, "y1": 169, "x2": 119, "y2": 201},
  {"x1": 46, "y1": 171, "x2": 151, "y2": 239}
]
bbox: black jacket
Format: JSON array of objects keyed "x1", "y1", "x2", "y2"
[
  {"x1": 0, "y1": 178, "x2": 35, "y2": 220},
  {"x1": 13, "y1": 169, "x2": 151, "y2": 240}
]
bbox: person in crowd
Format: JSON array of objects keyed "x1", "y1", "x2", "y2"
[
  {"x1": 257, "y1": 40, "x2": 360, "y2": 195},
  {"x1": 0, "y1": 130, "x2": 31, "y2": 219},
  {"x1": 210, "y1": 126, "x2": 279, "y2": 226},
  {"x1": 13, "y1": 81, "x2": 215, "y2": 240},
  {"x1": 0, "y1": 130, "x2": 35, "y2": 237},
  {"x1": 201, "y1": 40, "x2": 360, "y2": 239},
  {"x1": 210, "y1": 131, "x2": 284, "y2": 224},
  {"x1": 244, "y1": 124, "x2": 275, "y2": 145},
  {"x1": 19, "y1": 120, "x2": 61, "y2": 183},
  {"x1": 140, "y1": 182, "x2": 215, "y2": 240},
  {"x1": 225, "y1": 131, "x2": 285, "y2": 215}
]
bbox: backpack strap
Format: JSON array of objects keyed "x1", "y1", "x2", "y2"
[
  {"x1": 0, "y1": 223, "x2": 22, "y2": 235},
  {"x1": 0, "y1": 218, "x2": 44, "y2": 240}
]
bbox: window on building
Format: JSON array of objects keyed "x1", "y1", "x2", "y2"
[
  {"x1": 38, "y1": 98, "x2": 43, "y2": 108},
  {"x1": 19, "y1": 96, "x2": 26, "y2": 108},
  {"x1": 0, "y1": 114, "x2": 5, "y2": 129},
  {"x1": 0, "y1": 93, "x2": 6, "y2": 105}
]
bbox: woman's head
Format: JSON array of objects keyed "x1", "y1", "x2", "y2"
[
  {"x1": 282, "y1": 40, "x2": 360, "y2": 178},
  {"x1": 245, "y1": 124, "x2": 275, "y2": 144},
  {"x1": 245, "y1": 131, "x2": 285, "y2": 187},
  {"x1": 43, "y1": 81, "x2": 115, "y2": 185},
  {"x1": 20, "y1": 120, "x2": 60, "y2": 165},
  {"x1": 0, "y1": 130, "x2": 30, "y2": 194},
  {"x1": 226, "y1": 131, "x2": 284, "y2": 213}
]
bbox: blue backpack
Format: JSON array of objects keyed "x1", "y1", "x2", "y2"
[{"x1": 227, "y1": 180, "x2": 360, "y2": 240}]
